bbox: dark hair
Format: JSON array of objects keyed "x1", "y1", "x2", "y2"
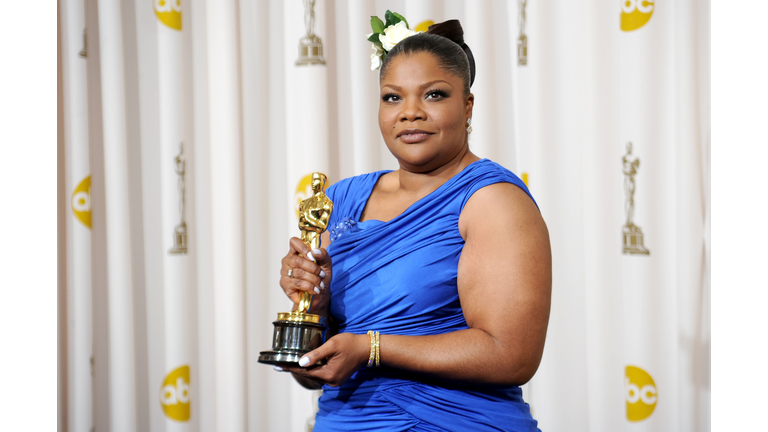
[{"x1": 380, "y1": 20, "x2": 476, "y2": 95}]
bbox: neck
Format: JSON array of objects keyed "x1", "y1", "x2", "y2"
[{"x1": 395, "y1": 145, "x2": 479, "y2": 194}]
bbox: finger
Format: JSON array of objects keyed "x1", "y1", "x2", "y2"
[
  {"x1": 283, "y1": 264, "x2": 322, "y2": 286},
  {"x1": 299, "y1": 339, "x2": 335, "y2": 368},
  {"x1": 279, "y1": 364, "x2": 306, "y2": 374},
  {"x1": 310, "y1": 247, "x2": 331, "y2": 266},
  {"x1": 313, "y1": 249, "x2": 332, "y2": 283},
  {"x1": 280, "y1": 255, "x2": 326, "y2": 294},
  {"x1": 281, "y1": 366, "x2": 328, "y2": 386},
  {"x1": 280, "y1": 275, "x2": 319, "y2": 298},
  {"x1": 281, "y1": 255, "x2": 319, "y2": 283},
  {"x1": 285, "y1": 239, "x2": 326, "y2": 290},
  {"x1": 289, "y1": 237, "x2": 314, "y2": 261}
]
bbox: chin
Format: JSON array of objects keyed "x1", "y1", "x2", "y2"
[{"x1": 395, "y1": 153, "x2": 445, "y2": 172}]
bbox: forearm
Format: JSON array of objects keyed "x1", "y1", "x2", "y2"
[{"x1": 379, "y1": 328, "x2": 541, "y2": 387}]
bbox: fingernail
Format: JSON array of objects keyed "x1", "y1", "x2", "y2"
[
  {"x1": 312, "y1": 248, "x2": 322, "y2": 257},
  {"x1": 320, "y1": 281, "x2": 325, "y2": 290},
  {"x1": 307, "y1": 251, "x2": 315, "y2": 261},
  {"x1": 273, "y1": 366, "x2": 284, "y2": 372},
  {"x1": 319, "y1": 270, "x2": 326, "y2": 278},
  {"x1": 299, "y1": 356, "x2": 310, "y2": 367},
  {"x1": 314, "y1": 287, "x2": 321, "y2": 294}
]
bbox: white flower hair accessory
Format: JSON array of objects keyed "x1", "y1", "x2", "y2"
[{"x1": 368, "y1": 11, "x2": 421, "y2": 71}]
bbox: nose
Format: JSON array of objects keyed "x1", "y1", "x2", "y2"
[{"x1": 400, "y1": 97, "x2": 425, "y2": 123}]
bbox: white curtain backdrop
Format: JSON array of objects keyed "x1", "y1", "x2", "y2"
[{"x1": 57, "y1": 0, "x2": 710, "y2": 431}]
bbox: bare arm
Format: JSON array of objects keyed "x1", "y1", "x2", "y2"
[{"x1": 287, "y1": 183, "x2": 552, "y2": 387}]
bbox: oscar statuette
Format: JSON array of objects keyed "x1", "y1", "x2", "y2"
[{"x1": 259, "y1": 173, "x2": 334, "y2": 366}]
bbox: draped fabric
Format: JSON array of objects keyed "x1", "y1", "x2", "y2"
[
  {"x1": 57, "y1": 1, "x2": 710, "y2": 431},
  {"x1": 324, "y1": 160, "x2": 533, "y2": 337},
  {"x1": 313, "y1": 159, "x2": 539, "y2": 431}
]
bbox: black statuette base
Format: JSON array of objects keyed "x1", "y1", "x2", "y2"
[{"x1": 258, "y1": 317, "x2": 326, "y2": 366}]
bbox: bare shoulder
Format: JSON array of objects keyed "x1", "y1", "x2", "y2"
[{"x1": 458, "y1": 182, "x2": 545, "y2": 241}]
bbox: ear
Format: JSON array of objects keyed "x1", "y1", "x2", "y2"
[{"x1": 464, "y1": 93, "x2": 475, "y2": 120}]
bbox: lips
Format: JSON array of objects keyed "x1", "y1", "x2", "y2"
[{"x1": 397, "y1": 129, "x2": 433, "y2": 144}]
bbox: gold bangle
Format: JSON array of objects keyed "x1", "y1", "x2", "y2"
[
  {"x1": 367, "y1": 330, "x2": 375, "y2": 368},
  {"x1": 375, "y1": 331, "x2": 380, "y2": 367}
]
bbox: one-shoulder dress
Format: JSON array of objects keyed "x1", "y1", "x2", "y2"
[{"x1": 314, "y1": 159, "x2": 541, "y2": 432}]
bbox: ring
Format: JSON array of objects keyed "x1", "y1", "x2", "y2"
[{"x1": 288, "y1": 268, "x2": 294, "y2": 278}]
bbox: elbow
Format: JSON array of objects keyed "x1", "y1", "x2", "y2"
[
  {"x1": 495, "y1": 352, "x2": 543, "y2": 387},
  {"x1": 504, "y1": 363, "x2": 540, "y2": 386}
]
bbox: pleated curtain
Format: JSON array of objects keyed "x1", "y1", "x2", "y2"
[{"x1": 58, "y1": 0, "x2": 710, "y2": 431}]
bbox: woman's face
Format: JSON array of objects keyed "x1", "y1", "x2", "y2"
[{"x1": 379, "y1": 51, "x2": 474, "y2": 173}]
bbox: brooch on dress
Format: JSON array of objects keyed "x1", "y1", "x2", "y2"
[{"x1": 329, "y1": 217, "x2": 358, "y2": 242}]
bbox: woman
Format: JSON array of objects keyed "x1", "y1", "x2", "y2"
[{"x1": 278, "y1": 18, "x2": 551, "y2": 432}]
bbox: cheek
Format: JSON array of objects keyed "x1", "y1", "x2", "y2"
[
  {"x1": 378, "y1": 105, "x2": 396, "y2": 131},
  {"x1": 432, "y1": 109, "x2": 463, "y2": 134}
]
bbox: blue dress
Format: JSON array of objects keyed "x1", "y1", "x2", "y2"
[{"x1": 315, "y1": 159, "x2": 541, "y2": 432}]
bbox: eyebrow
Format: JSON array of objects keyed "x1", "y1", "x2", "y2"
[{"x1": 381, "y1": 80, "x2": 452, "y2": 91}]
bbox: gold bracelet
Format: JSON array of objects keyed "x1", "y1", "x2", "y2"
[
  {"x1": 375, "y1": 331, "x2": 380, "y2": 367},
  {"x1": 367, "y1": 330, "x2": 375, "y2": 367}
]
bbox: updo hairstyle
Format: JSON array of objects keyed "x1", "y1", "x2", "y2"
[{"x1": 380, "y1": 20, "x2": 476, "y2": 96}]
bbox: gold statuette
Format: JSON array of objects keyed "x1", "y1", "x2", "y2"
[{"x1": 259, "y1": 172, "x2": 334, "y2": 366}]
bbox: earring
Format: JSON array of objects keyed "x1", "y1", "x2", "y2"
[{"x1": 466, "y1": 118, "x2": 473, "y2": 134}]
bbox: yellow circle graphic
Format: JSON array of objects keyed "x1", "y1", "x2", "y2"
[
  {"x1": 154, "y1": 0, "x2": 182, "y2": 31},
  {"x1": 625, "y1": 365, "x2": 657, "y2": 422},
  {"x1": 71, "y1": 175, "x2": 92, "y2": 229},
  {"x1": 414, "y1": 20, "x2": 435, "y2": 33},
  {"x1": 160, "y1": 365, "x2": 190, "y2": 422},
  {"x1": 294, "y1": 173, "x2": 315, "y2": 221},
  {"x1": 620, "y1": 0, "x2": 654, "y2": 32}
]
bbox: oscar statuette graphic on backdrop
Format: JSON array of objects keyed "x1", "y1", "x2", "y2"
[
  {"x1": 169, "y1": 143, "x2": 187, "y2": 255},
  {"x1": 259, "y1": 173, "x2": 333, "y2": 366},
  {"x1": 296, "y1": 0, "x2": 325, "y2": 65},
  {"x1": 517, "y1": 0, "x2": 528, "y2": 66},
  {"x1": 622, "y1": 142, "x2": 649, "y2": 255}
]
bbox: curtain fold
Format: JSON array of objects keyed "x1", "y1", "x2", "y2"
[
  {"x1": 58, "y1": 1, "x2": 710, "y2": 431},
  {"x1": 60, "y1": 1, "x2": 94, "y2": 431}
]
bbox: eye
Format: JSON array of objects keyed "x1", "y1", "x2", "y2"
[
  {"x1": 426, "y1": 90, "x2": 448, "y2": 100},
  {"x1": 382, "y1": 93, "x2": 400, "y2": 102}
]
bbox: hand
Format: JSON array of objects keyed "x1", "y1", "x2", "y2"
[
  {"x1": 280, "y1": 237, "x2": 333, "y2": 310},
  {"x1": 281, "y1": 333, "x2": 370, "y2": 387}
]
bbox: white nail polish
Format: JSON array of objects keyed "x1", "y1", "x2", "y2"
[
  {"x1": 319, "y1": 270, "x2": 326, "y2": 278},
  {"x1": 307, "y1": 251, "x2": 315, "y2": 261},
  {"x1": 312, "y1": 248, "x2": 322, "y2": 257},
  {"x1": 314, "y1": 287, "x2": 320, "y2": 294},
  {"x1": 299, "y1": 357, "x2": 310, "y2": 367},
  {"x1": 273, "y1": 366, "x2": 284, "y2": 371},
  {"x1": 320, "y1": 281, "x2": 325, "y2": 290}
]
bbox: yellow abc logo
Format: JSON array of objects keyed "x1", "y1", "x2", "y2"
[
  {"x1": 160, "y1": 365, "x2": 190, "y2": 421},
  {"x1": 625, "y1": 365, "x2": 657, "y2": 422},
  {"x1": 620, "y1": 0, "x2": 654, "y2": 32},
  {"x1": 71, "y1": 175, "x2": 91, "y2": 229},
  {"x1": 414, "y1": 20, "x2": 435, "y2": 33},
  {"x1": 294, "y1": 173, "x2": 315, "y2": 221},
  {"x1": 154, "y1": 0, "x2": 182, "y2": 31}
]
